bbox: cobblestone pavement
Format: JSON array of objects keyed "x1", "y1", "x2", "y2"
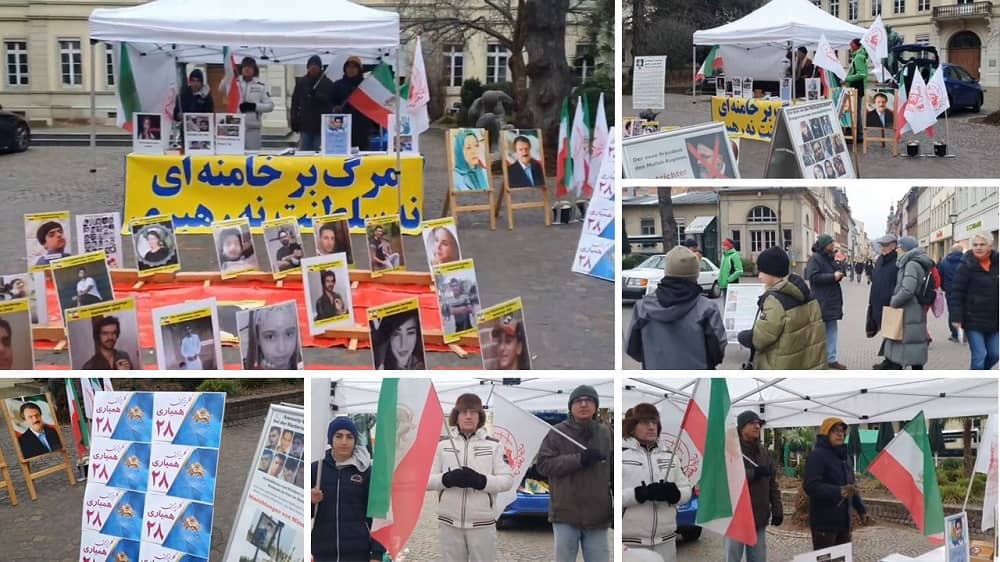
[
  {"x1": 400, "y1": 490, "x2": 612, "y2": 561},
  {"x1": 623, "y1": 276, "x2": 997, "y2": 370},
  {"x1": 623, "y1": 93, "x2": 1000, "y2": 178},
  {"x1": 1, "y1": 128, "x2": 612, "y2": 370},
  {"x1": 0, "y1": 414, "x2": 273, "y2": 561},
  {"x1": 675, "y1": 523, "x2": 938, "y2": 561}
]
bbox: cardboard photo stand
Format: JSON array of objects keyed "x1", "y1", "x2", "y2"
[
  {"x1": 862, "y1": 89, "x2": 899, "y2": 157},
  {"x1": 0, "y1": 445, "x2": 17, "y2": 505},
  {"x1": 497, "y1": 128, "x2": 551, "y2": 229},
  {"x1": 764, "y1": 99, "x2": 858, "y2": 179},
  {"x1": 443, "y1": 128, "x2": 497, "y2": 230},
  {"x1": 1, "y1": 392, "x2": 77, "y2": 500}
]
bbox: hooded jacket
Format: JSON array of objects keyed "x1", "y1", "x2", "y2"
[
  {"x1": 947, "y1": 250, "x2": 999, "y2": 335},
  {"x1": 291, "y1": 71, "x2": 337, "y2": 134},
  {"x1": 173, "y1": 83, "x2": 214, "y2": 121},
  {"x1": 719, "y1": 248, "x2": 743, "y2": 289},
  {"x1": 426, "y1": 426, "x2": 514, "y2": 529},
  {"x1": 535, "y1": 416, "x2": 612, "y2": 529},
  {"x1": 805, "y1": 244, "x2": 844, "y2": 322},
  {"x1": 621, "y1": 437, "x2": 693, "y2": 547},
  {"x1": 884, "y1": 248, "x2": 934, "y2": 367},
  {"x1": 804, "y1": 434, "x2": 867, "y2": 533},
  {"x1": 310, "y1": 446, "x2": 386, "y2": 562},
  {"x1": 938, "y1": 250, "x2": 964, "y2": 293},
  {"x1": 866, "y1": 251, "x2": 899, "y2": 334},
  {"x1": 625, "y1": 278, "x2": 727, "y2": 370},
  {"x1": 751, "y1": 274, "x2": 827, "y2": 370}
]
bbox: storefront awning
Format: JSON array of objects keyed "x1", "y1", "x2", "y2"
[{"x1": 685, "y1": 215, "x2": 716, "y2": 235}]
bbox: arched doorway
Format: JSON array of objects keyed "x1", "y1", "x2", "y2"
[{"x1": 948, "y1": 30, "x2": 982, "y2": 79}]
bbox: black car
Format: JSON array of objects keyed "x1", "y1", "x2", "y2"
[{"x1": 0, "y1": 105, "x2": 30, "y2": 153}]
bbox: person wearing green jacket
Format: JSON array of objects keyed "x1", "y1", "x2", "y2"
[
  {"x1": 719, "y1": 238, "x2": 744, "y2": 300},
  {"x1": 845, "y1": 39, "x2": 869, "y2": 142}
]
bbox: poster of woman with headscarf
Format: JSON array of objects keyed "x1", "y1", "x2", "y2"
[{"x1": 447, "y1": 128, "x2": 492, "y2": 192}]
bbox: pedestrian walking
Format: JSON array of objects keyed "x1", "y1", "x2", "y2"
[
  {"x1": 726, "y1": 411, "x2": 782, "y2": 562},
  {"x1": 804, "y1": 418, "x2": 873, "y2": 550},
  {"x1": 737, "y1": 246, "x2": 826, "y2": 370},
  {"x1": 536, "y1": 385, "x2": 612, "y2": 562},
  {"x1": 854, "y1": 261, "x2": 864, "y2": 284},
  {"x1": 939, "y1": 243, "x2": 967, "y2": 343},
  {"x1": 625, "y1": 246, "x2": 727, "y2": 370},
  {"x1": 805, "y1": 235, "x2": 847, "y2": 369},
  {"x1": 864, "y1": 259, "x2": 874, "y2": 284},
  {"x1": 719, "y1": 239, "x2": 743, "y2": 300},
  {"x1": 621, "y1": 403, "x2": 692, "y2": 562},
  {"x1": 427, "y1": 393, "x2": 514, "y2": 562},
  {"x1": 882, "y1": 236, "x2": 933, "y2": 370},
  {"x1": 947, "y1": 232, "x2": 999, "y2": 370},
  {"x1": 867, "y1": 235, "x2": 900, "y2": 368}
]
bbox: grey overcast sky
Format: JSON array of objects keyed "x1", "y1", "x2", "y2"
[{"x1": 843, "y1": 185, "x2": 912, "y2": 238}]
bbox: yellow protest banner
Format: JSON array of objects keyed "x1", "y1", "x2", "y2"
[
  {"x1": 124, "y1": 153, "x2": 425, "y2": 235},
  {"x1": 710, "y1": 96, "x2": 784, "y2": 142}
]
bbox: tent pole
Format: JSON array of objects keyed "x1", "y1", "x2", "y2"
[
  {"x1": 395, "y1": 44, "x2": 403, "y2": 218},
  {"x1": 691, "y1": 45, "x2": 696, "y2": 99},
  {"x1": 89, "y1": 39, "x2": 98, "y2": 175},
  {"x1": 791, "y1": 41, "x2": 796, "y2": 102},
  {"x1": 962, "y1": 469, "x2": 975, "y2": 513}
]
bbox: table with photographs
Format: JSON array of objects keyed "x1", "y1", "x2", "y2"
[{"x1": 122, "y1": 153, "x2": 426, "y2": 235}]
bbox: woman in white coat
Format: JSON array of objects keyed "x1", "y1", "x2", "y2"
[
  {"x1": 622, "y1": 403, "x2": 693, "y2": 562},
  {"x1": 427, "y1": 393, "x2": 514, "y2": 562}
]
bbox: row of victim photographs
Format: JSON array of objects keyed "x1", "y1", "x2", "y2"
[{"x1": 0, "y1": 376, "x2": 992, "y2": 562}]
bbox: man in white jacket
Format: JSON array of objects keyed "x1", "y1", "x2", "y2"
[
  {"x1": 621, "y1": 403, "x2": 693, "y2": 562},
  {"x1": 427, "y1": 393, "x2": 514, "y2": 562},
  {"x1": 236, "y1": 57, "x2": 274, "y2": 150}
]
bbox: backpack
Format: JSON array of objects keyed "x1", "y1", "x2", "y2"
[{"x1": 916, "y1": 264, "x2": 939, "y2": 306}]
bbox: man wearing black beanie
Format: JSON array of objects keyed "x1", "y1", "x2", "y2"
[{"x1": 291, "y1": 54, "x2": 336, "y2": 151}]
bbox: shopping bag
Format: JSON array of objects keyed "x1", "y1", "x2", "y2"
[
  {"x1": 931, "y1": 289, "x2": 946, "y2": 318},
  {"x1": 879, "y1": 306, "x2": 904, "y2": 341}
]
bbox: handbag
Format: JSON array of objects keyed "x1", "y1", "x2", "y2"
[
  {"x1": 879, "y1": 306, "x2": 905, "y2": 341},
  {"x1": 931, "y1": 289, "x2": 946, "y2": 319}
]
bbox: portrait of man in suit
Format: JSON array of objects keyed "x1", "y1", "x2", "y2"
[
  {"x1": 866, "y1": 92, "x2": 895, "y2": 129},
  {"x1": 506, "y1": 134, "x2": 545, "y2": 188},
  {"x1": 15, "y1": 401, "x2": 62, "y2": 459}
]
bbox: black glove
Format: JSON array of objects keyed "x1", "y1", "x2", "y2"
[
  {"x1": 441, "y1": 469, "x2": 460, "y2": 488},
  {"x1": 737, "y1": 329, "x2": 754, "y2": 350},
  {"x1": 462, "y1": 467, "x2": 487, "y2": 490},
  {"x1": 239, "y1": 102, "x2": 256, "y2": 112},
  {"x1": 580, "y1": 448, "x2": 606, "y2": 467},
  {"x1": 771, "y1": 509, "x2": 784, "y2": 527},
  {"x1": 634, "y1": 481, "x2": 650, "y2": 504},
  {"x1": 647, "y1": 481, "x2": 682, "y2": 504}
]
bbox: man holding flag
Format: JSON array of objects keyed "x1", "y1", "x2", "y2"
[
  {"x1": 804, "y1": 417, "x2": 874, "y2": 549},
  {"x1": 726, "y1": 411, "x2": 782, "y2": 562},
  {"x1": 427, "y1": 393, "x2": 514, "y2": 562},
  {"x1": 536, "y1": 385, "x2": 612, "y2": 561}
]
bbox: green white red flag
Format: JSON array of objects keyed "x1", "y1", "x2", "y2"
[
  {"x1": 348, "y1": 63, "x2": 410, "y2": 129},
  {"x1": 113, "y1": 42, "x2": 178, "y2": 130},
  {"x1": 868, "y1": 411, "x2": 945, "y2": 541},
  {"x1": 681, "y1": 378, "x2": 758, "y2": 546},
  {"x1": 555, "y1": 97, "x2": 572, "y2": 199},
  {"x1": 65, "y1": 378, "x2": 90, "y2": 458},
  {"x1": 218, "y1": 47, "x2": 241, "y2": 113},
  {"x1": 695, "y1": 45, "x2": 723, "y2": 82},
  {"x1": 368, "y1": 378, "x2": 443, "y2": 559}
]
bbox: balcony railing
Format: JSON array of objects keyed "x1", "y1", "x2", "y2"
[{"x1": 933, "y1": 1, "x2": 993, "y2": 18}]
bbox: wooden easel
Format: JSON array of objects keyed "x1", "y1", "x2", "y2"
[
  {"x1": 442, "y1": 128, "x2": 497, "y2": 231},
  {"x1": 837, "y1": 87, "x2": 862, "y2": 176},
  {"x1": 0, "y1": 446, "x2": 18, "y2": 506},
  {"x1": 495, "y1": 129, "x2": 551, "y2": 230},
  {"x1": 2, "y1": 392, "x2": 77, "y2": 501}
]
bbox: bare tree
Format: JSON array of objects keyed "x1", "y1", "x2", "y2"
[
  {"x1": 397, "y1": 0, "x2": 593, "y2": 151},
  {"x1": 657, "y1": 187, "x2": 677, "y2": 252}
]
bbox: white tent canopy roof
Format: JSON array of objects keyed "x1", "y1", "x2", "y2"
[
  {"x1": 330, "y1": 378, "x2": 615, "y2": 415},
  {"x1": 693, "y1": 0, "x2": 867, "y2": 48},
  {"x1": 625, "y1": 378, "x2": 997, "y2": 429},
  {"x1": 89, "y1": 0, "x2": 400, "y2": 51}
]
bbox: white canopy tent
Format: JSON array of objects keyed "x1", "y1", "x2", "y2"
[
  {"x1": 624, "y1": 378, "x2": 998, "y2": 429},
  {"x1": 690, "y1": 0, "x2": 867, "y2": 93},
  {"x1": 326, "y1": 378, "x2": 615, "y2": 415}
]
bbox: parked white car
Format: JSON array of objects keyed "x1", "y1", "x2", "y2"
[{"x1": 623, "y1": 254, "x2": 721, "y2": 301}]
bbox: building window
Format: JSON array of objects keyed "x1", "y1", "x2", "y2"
[
  {"x1": 918, "y1": 0, "x2": 929, "y2": 11},
  {"x1": 829, "y1": 0, "x2": 840, "y2": 17},
  {"x1": 59, "y1": 39, "x2": 82, "y2": 86},
  {"x1": 640, "y1": 218, "x2": 656, "y2": 236},
  {"x1": 573, "y1": 43, "x2": 595, "y2": 84},
  {"x1": 747, "y1": 205, "x2": 778, "y2": 224},
  {"x1": 105, "y1": 46, "x2": 115, "y2": 87},
  {"x1": 872, "y1": 0, "x2": 882, "y2": 16},
  {"x1": 893, "y1": 0, "x2": 904, "y2": 14},
  {"x1": 812, "y1": 0, "x2": 821, "y2": 6},
  {"x1": 848, "y1": 0, "x2": 858, "y2": 20},
  {"x1": 486, "y1": 44, "x2": 509, "y2": 84},
  {"x1": 783, "y1": 229, "x2": 793, "y2": 250},
  {"x1": 916, "y1": 33, "x2": 930, "y2": 44},
  {"x1": 443, "y1": 44, "x2": 463, "y2": 88},
  {"x1": 730, "y1": 231, "x2": 741, "y2": 251},
  {"x1": 676, "y1": 217, "x2": 687, "y2": 242},
  {"x1": 751, "y1": 230, "x2": 778, "y2": 252},
  {"x1": 5, "y1": 41, "x2": 28, "y2": 86}
]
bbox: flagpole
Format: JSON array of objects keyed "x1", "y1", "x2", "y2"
[
  {"x1": 442, "y1": 418, "x2": 463, "y2": 465},
  {"x1": 962, "y1": 469, "x2": 976, "y2": 513}
]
